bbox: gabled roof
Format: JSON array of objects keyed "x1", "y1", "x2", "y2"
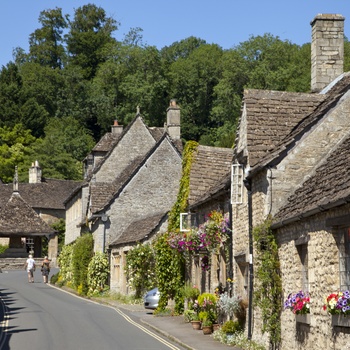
[
  {"x1": 0, "y1": 178, "x2": 81, "y2": 210},
  {"x1": 110, "y1": 212, "x2": 167, "y2": 246},
  {"x1": 236, "y1": 89, "x2": 325, "y2": 167},
  {"x1": 0, "y1": 191, "x2": 55, "y2": 236},
  {"x1": 188, "y1": 145, "x2": 233, "y2": 207},
  {"x1": 273, "y1": 133, "x2": 350, "y2": 227},
  {"x1": 249, "y1": 73, "x2": 350, "y2": 175},
  {"x1": 90, "y1": 133, "x2": 182, "y2": 215}
]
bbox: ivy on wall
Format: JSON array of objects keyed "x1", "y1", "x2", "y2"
[
  {"x1": 154, "y1": 141, "x2": 199, "y2": 313},
  {"x1": 252, "y1": 217, "x2": 282, "y2": 349}
]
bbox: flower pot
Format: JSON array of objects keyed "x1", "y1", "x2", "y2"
[
  {"x1": 213, "y1": 323, "x2": 220, "y2": 331},
  {"x1": 191, "y1": 320, "x2": 201, "y2": 330},
  {"x1": 332, "y1": 315, "x2": 350, "y2": 327},
  {"x1": 202, "y1": 325, "x2": 213, "y2": 334},
  {"x1": 295, "y1": 314, "x2": 310, "y2": 325}
]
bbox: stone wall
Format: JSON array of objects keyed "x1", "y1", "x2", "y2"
[
  {"x1": 95, "y1": 117, "x2": 156, "y2": 183},
  {"x1": 277, "y1": 204, "x2": 350, "y2": 349},
  {"x1": 106, "y1": 138, "x2": 182, "y2": 247},
  {"x1": 269, "y1": 92, "x2": 350, "y2": 216}
]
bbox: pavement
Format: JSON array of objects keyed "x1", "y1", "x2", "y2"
[{"x1": 92, "y1": 297, "x2": 243, "y2": 350}]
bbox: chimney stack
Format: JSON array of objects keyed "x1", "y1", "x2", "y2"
[
  {"x1": 111, "y1": 119, "x2": 123, "y2": 135},
  {"x1": 29, "y1": 160, "x2": 42, "y2": 184},
  {"x1": 311, "y1": 14, "x2": 345, "y2": 93},
  {"x1": 166, "y1": 99, "x2": 181, "y2": 140}
]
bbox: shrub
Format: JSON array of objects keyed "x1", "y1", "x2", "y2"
[
  {"x1": 87, "y1": 252, "x2": 110, "y2": 296},
  {"x1": 221, "y1": 320, "x2": 243, "y2": 334},
  {"x1": 71, "y1": 234, "x2": 94, "y2": 295}
]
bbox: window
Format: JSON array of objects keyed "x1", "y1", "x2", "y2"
[
  {"x1": 298, "y1": 244, "x2": 309, "y2": 291},
  {"x1": 231, "y1": 164, "x2": 243, "y2": 204},
  {"x1": 339, "y1": 227, "x2": 350, "y2": 290}
]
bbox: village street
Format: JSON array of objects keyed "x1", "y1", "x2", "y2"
[{"x1": 0, "y1": 269, "x2": 186, "y2": 350}]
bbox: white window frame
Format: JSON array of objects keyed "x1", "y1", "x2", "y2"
[
  {"x1": 180, "y1": 213, "x2": 191, "y2": 232},
  {"x1": 231, "y1": 164, "x2": 244, "y2": 204}
]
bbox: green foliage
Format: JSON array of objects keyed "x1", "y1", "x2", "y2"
[
  {"x1": 168, "y1": 141, "x2": 198, "y2": 231},
  {"x1": 71, "y1": 234, "x2": 94, "y2": 295},
  {"x1": 0, "y1": 245, "x2": 8, "y2": 254},
  {"x1": 252, "y1": 217, "x2": 282, "y2": 348},
  {"x1": 124, "y1": 243, "x2": 156, "y2": 298},
  {"x1": 57, "y1": 244, "x2": 74, "y2": 285},
  {"x1": 87, "y1": 252, "x2": 110, "y2": 296},
  {"x1": 182, "y1": 282, "x2": 200, "y2": 303},
  {"x1": 153, "y1": 233, "x2": 184, "y2": 314},
  {"x1": 221, "y1": 320, "x2": 243, "y2": 334}
]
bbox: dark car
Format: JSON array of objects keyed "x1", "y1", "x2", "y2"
[{"x1": 143, "y1": 287, "x2": 160, "y2": 310}]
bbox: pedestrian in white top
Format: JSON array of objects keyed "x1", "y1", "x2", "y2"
[{"x1": 24, "y1": 254, "x2": 36, "y2": 283}]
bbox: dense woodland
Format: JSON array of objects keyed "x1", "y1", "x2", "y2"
[{"x1": 1, "y1": 4, "x2": 350, "y2": 183}]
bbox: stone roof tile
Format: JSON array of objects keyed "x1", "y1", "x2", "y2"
[
  {"x1": 188, "y1": 145, "x2": 233, "y2": 206},
  {"x1": 240, "y1": 89, "x2": 325, "y2": 167}
]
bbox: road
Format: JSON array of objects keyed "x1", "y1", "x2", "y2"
[{"x1": 0, "y1": 269, "x2": 184, "y2": 350}]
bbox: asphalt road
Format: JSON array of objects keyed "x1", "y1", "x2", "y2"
[{"x1": 0, "y1": 269, "x2": 184, "y2": 350}]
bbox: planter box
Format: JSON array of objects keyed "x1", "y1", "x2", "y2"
[
  {"x1": 332, "y1": 315, "x2": 350, "y2": 327},
  {"x1": 295, "y1": 314, "x2": 311, "y2": 325}
]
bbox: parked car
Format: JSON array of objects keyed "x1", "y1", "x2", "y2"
[{"x1": 144, "y1": 287, "x2": 160, "y2": 310}]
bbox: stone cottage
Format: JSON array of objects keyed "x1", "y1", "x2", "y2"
[
  {"x1": 0, "y1": 163, "x2": 80, "y2": 265},
  {"x1": 232, "y1": 13, "x2": 350, "y2": 349},
  {"x1": 183, "y1": 145, "x2": 233, "y2": 293},
  {"x1": 65, "y1": 101, "x2": 183, "y2": 293}
]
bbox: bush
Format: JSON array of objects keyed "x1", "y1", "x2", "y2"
[
  {"x1": 87, "y1": 252, "x2": 110, "y2": 296},
  {"x1": 71, "y1": 234, "x2": 94, "y2": 295},
  {"x1": 221, "y1": 320, "x2": 243, "y2": 334}
]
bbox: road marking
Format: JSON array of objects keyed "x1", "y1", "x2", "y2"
[{"x1": 49, "y1": 284, "x2": 181, "y2": 350}]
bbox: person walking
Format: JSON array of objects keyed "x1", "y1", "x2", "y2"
[
  {"x1": 41, "y1": 256, "x2": 50, "y2": 284},
  {"x1": 24, "y1": 254, "x2": 36, "y2": 283}
]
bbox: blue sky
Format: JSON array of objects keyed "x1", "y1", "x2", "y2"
[{"x1": 1, "y1": 0, "x2": 349, "y2": 67}]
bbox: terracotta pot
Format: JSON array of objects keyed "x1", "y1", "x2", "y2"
[
  {"x1": 213, "y1": 323, "x2": 220, "y2": 331},
  {"x1": 191, "y1": 320, "x2": 201, "y2": 330},
  {"x1": 202, "y1": 325, "x2": 213, "y2": 335}
]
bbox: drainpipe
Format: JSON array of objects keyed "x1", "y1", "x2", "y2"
[
  {"x1": 244, "y1": 178, "x2": 253, "y2": 340},
  {"x1": 228, "y1": 197, "x2": 233, "y2": 297}
]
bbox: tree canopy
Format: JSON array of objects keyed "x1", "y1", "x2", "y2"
[{"x1": 1, "y1": 5, "x2": 348, "y2": 182}]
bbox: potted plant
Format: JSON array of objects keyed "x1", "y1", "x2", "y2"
[
  {"x1": 284, "y1": 291, "x2": 311, "y2": 324},
  {"x1": 184, "y1": 309, "x2": 196, "y2": 323},
  {"x1": 324, "y1": 291, "x2": 350, "y2": 327},
  {"x1": 201, "y1": 318, "x2": 213, "y2": 335}
]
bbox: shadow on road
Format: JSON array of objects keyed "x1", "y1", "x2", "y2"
[{"x1": 0, "y1": 288, "x2": 29, "y2": 350}]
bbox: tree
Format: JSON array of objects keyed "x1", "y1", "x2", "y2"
[
  {"x1": 66, "y1": 4, "x2": 118, "y2": 79},
  {"x1": 0, "y1": 124, "x2": 36, "y2": 182},
  {"x1": 25, "y1": 116, "x2": 95, "y2": 180},
  {"x1": 167, "y1": 44, "x2": 223, "y2": 141},
  {"x1": 0, "y1": 63, "x2": 23, "y2": 128},
  {"x1": 28, "y1": 8, "x2": 68, "y2": 69}
]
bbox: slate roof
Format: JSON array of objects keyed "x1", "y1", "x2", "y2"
[
  {"x1": 250, "y1": 73, "x2": 350, "y2": 174},
  {"x1": 0, "y1": 178, "x2": 81, "y2": 210},
  {"x1": 188, "y1": 145, "x2": 233, "y2": 207},
  {"x1": 92, "y1": 132, "x2": 121, "y2": 153},
  {"x1": 274, "y1": 133, "x2": 350, "y2": 226},
  {"x1": 0, "y1": 191, "x2": 55, "y2": 236},
  {"x1": 237, "y1": 89, "x2": 325, "y2": 167},
  {"x1": 110, "y1": 212, "x2": 167, "y2": 246}
]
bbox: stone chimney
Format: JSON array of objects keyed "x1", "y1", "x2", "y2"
[
  {"x1": 166, "y1": 99, "x2": 181, "y2": 140},
  {"x1": 311, "y1": 14, "x2": 345, "y2": 93},
  {"x1": 111, "y1": 119, "x2": 123, "y2": 135},
  {"x1": 29, "y1": 160, "x2": 42, "y2": 184}
]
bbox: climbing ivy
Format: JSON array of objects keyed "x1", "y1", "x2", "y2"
[
  {"x1": 124, "y1": 243, "x2": 156, "y2": 298},
  {"x1": 153, "y1": 233, "x2": 185, "y2": 314},
  {"x1": 167, "y1": 141, "x2": 198, "y2": 231},
  {"x1": 152, "y1": 141, "x2": 198, "y2": 313},
  {"x1": 252, "y1": 217, "x2": 282, "y2": 349}
]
